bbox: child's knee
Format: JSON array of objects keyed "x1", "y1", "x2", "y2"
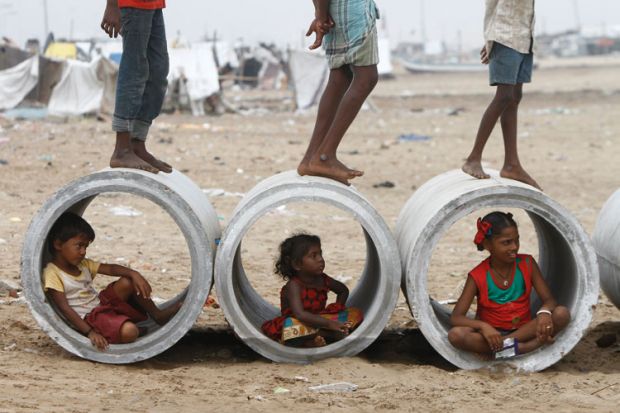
[
  {"x1": 119, "y1": 322, "x2": 140, "y2": 343},
  {"x1": 552, "y1": 306, "x2": 570, "y2": 327},
  {"x1": 113, "y1": 277, "x2": 135, "y2": 298},
  {"x1": 448, "y1": 328, "x2": 465, "y2": 346}
]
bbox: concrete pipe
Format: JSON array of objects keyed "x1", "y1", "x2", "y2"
[
  {"x1": 214, "y1": 171, "x2": 401, "y2": 363},
  {"x1": 593, "y1": 189, "x2": 620, "y2": 309},
  {"x1": 21, "y1": 169, "x2": 221, "y2": 364},
  {"x1": 395, "y1": 169, "x2": 599, "y2": 371}
]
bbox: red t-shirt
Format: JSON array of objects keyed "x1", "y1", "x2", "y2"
[{"x1": 118, "y1": 0, "x2": 166, "y2": 9}]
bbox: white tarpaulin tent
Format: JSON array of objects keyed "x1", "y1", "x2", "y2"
[
  {"x1": 0, "y1": 56, "x2": 39, "y2": 110},
  {"x1": 288, "y1": 50, "x2": 328, "y2": 111},
  {"x1": 48, "y1": 57, "x2": 117, "y2": 116},
  {"x1": 168, "y1": 43, "x2": 220, "y2": 116},
  {"x1": 378, "y1": 36, "x2": 393, "y2": 76}
]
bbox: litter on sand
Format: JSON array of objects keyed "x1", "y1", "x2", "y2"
[
  {"x1": 308, "y1": 382, "x2": 358, "y2": 393},
  {"x1": 109, "y1": 206, "x2": 143, "y2": 217},
  {"x1": 398, "y1": 133, "x2": 432, "y2": 142}
]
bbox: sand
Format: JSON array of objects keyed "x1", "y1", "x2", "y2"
[{"x1": 0, "y1": 58, "x2": 619, "y2": 412}]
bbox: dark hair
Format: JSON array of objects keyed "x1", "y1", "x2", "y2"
[
  {"x1": 275, "y1": 233, "x2": 321, "y2": 280},
  {"x1": 47, "y1": 212, "x2": 95, "y2": 255},
  {"x1": 475, "y1": 211, "x2": 517, "y2": 251}
]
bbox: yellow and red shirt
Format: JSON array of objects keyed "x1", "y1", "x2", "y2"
[{"x1": 119, "y1": 0, "x2": 166, "y2": 9}]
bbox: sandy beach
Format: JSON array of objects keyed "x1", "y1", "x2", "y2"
[{"x1": 1, "y1": 58, "x2": 619, "y2": 412}]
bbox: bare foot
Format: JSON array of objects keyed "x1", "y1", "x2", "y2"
[
  {"x1": 132, "y1": 141, "x2": 173, "y2": 173},
  {"x1": 462, "y1": 159, "x2": 490, "y2": 179},
  {"x1": 302, "y1": 154, "x2": 364, "y2": 185},
  {"x1": 110, "y1": 149, "x2": 159, "y2": 173},
  {"x1": 303, "y1": 335, "x2": 327, "y2": 348},
  {"x1": 476, "y1": 352, "x2": 494, "y2": 361},
  {"x1": 500, "y1": 165, "x2": 542, "y2": 190},
  {"x1": 153, "y1": 301, "x2": 183, "y2": 325}
]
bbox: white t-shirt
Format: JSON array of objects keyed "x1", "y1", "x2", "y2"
[{"x1": 43, "y1": 259, "x2": 101, "y2": 319}]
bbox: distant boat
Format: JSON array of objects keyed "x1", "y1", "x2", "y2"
[{"x1": 400, "y1": 58, "x2": 486, "y2": 73}]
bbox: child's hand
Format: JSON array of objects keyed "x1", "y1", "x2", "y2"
[
  {"x1": 306, "y1": 16, "x2": 334, "y2": 50},
  {"x1": 130, "y1": 272, "x2": 152, "y2": 299},
  {"x1": 480, "y1": 324, "x2": 502, "y2": 352},
  {"x1": 88, "y1": 330, "x2": 108, "y2": 350},
  {"x1": 536, "y1": 313, "x2": 554, "y2": 343},
  {"x1": 480, "y1": 45, "x2": 489, "y2": 64},
  {"x1": 101, "y1": 4, "x2": 122, "y2": 38},
  {"x1": 326, "y1": 320, "x2": 349, "y2": 334}
]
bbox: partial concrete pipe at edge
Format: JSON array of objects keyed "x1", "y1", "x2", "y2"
[
  {"x1": 214, "y1": 171, "x2": 401, "y2": 363},
  {"x1": 395, "y1": 169, "x2": 599, "y2": 372},
  {"x1": 21, "y1": 169, "x2": 221, "y2": 364},
  {"x1": 593, "y1": 189, "x2": 620, "y2": 309}
]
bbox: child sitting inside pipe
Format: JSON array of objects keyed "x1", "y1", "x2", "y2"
[
  {"x1": 43, "y1": 212, "x2": 181, "y2": 350},
  {"x1": 448, "y1": 212, "x2": 570, "y2": 359},
  {"x1": 262, "y1": 233, "x2": 363, "y2": 347}
]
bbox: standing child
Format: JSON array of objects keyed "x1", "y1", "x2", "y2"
[
  {"x1": 262, "y1": 234, "x2": 363, "y2": 347},
  {"x1": 297, "y1": 0, "x2": 379, "y2": 185},
  {"x1": 101, "y1": 0, "x2": 172, "y2": 174},
  {"x1": 462, "y1": 0, "x2": 540, "y2": 189},
  {"x1": 448, "y1": 212, "x2": 570, "y2": 359},
  {"x1": 44, "y1": 212, "x2": 180, "y2": 350}
]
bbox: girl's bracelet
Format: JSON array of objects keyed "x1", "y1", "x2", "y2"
[
  {"x1": 84, "y1": 327, "x2": 93, "y2": 336},
  {"x1": 536, "y1": 309, "x2": 552, "y2": 317}
]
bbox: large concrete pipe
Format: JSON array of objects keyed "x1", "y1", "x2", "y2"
[
  {"x1": 396, "y1": 169, "x2": 599, "y2": 371},
  {"x1": 21, "y1": 169, "x2": 221, "y2": 364},
  {"x1": 593, "y1": 189, "x2": 620, "y2": 309},
  {"x1": 214, "y1": 171, "x2": 401, "y2": 363}
]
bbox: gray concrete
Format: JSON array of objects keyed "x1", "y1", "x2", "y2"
[
  {"x1": 395, "y1": 169, "x2": 599, "y2": 372},
  {"x1": 593, "y1": 189, "x2": 620, "y2": 309},
  {"x1": 214, "y1": 171, "x2": 401, "y2": 363},
  {"x1": 21, "y1": 169, "x2": 221, "y2": 364}
]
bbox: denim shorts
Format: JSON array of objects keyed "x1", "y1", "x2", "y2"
[{"x1": 488, "y1": 42, "x2": 533, "y2": 86}]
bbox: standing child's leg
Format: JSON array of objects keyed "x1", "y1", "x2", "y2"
[
  {"x1": 130, "y1": 9, "x2": 172, "y2": 173},
  {"x1": 110, "y1": 8, "x2": 162, "y2": 174},
  {"x1": 498, "y1": 83, "x2": 540, "y2": 189},
  {"x1": 298, "y1": 66, "x2": 353, "y2": 177},
  {"x1": 462, "y1": 84, "x2": 516, "y2": 179},
  {"x1": 305, "y1": 64, "x2": 378, "y2": 185}
]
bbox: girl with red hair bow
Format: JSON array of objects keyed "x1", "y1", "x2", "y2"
[{"x1": 448, "y1": 211, "x2": 570, "y2": 359}]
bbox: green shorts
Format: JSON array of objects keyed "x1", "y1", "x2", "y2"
[{"x1": 327, "y1": 25, "x2": 379, "y2": 70}]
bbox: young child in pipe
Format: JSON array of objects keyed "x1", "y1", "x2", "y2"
[
  {"x1": 262, "y1": 233, "x2": 363, "y2": 347},
  {"x1": 448, "y1": 211, "x2": 570, "y2": 358},
  {"x1": 44, "y1": 212, "x2": 181, "y2": 350}
]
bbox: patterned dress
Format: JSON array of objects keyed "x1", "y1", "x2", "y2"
[{"x1": 261, "y1": 275, "x2": 363, "y2": 343}]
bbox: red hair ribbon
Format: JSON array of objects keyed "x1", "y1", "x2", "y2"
[{"x1": 474, "y1": 218, "x2": 492, "y2": 245}]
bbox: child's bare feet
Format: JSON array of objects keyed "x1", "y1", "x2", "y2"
[
  {"x1": 110, "y1": 148, "x2": 159, "y2": 173},
  {"x1": 500, "y1": 165, "x2": 541, "y2": 190},
  {"x1": 152, "y1": 301, "x2": 183, "y2": 325},
  {"x1": 132, "y1": 140, "x2": 173, "y2": 173},
  {"x1": 303, "y1": 335, "x2": 327, "y2": 347},
  {"x1": 462, "y1": 159, "x2": 490, "y2": 179},
  {"x1": 301, "y1": 154, "x2": 363, "y2": 185}
]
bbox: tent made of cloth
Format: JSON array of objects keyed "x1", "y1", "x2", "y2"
[
  {"x1": 168, "y1": 43, "x2": 220, "y2": 101},
  {"x1": 25, "y1": 56, "x2": 66, "y2": 105},
  {"x1": 45, "y1": 42, "x2": 77, "y2": 60},
  {"x1": 287, "y1": 50, "x2": 328, "y2": 111},
  {"x1": 0, "y1": 44, "x2": 32, "y2": 71},
  {"x1": 0, "y1": 56, "x2": 39, "y2": 110},
  {"x1": 47, "y1": 57, "x2": 118, "y2": 116}
]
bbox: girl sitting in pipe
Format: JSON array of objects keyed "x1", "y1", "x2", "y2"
[
  {"x1": 262, "y1": 233, "x2": 363, "y2": 347},
  {"x1": 448, "y1": 211, "x2": 570, "y2": 359},
  {"x1": 44, "y1": 212, "x2": 181, "y2": 350}
]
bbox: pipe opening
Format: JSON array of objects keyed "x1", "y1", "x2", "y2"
[
  {"x1": 41, "y1": 193, "x2": 191, "y2": 339},
  {"x1": 426, "y1": 208, "x2": 578, "y2": 334},
  {"x1": 230, "y1": 201, "x2": 377, "y2": 342}
]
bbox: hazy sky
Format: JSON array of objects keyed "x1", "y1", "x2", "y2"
[{"x1": 1, "y1": 1, "x2": 619, "y2": 50}]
